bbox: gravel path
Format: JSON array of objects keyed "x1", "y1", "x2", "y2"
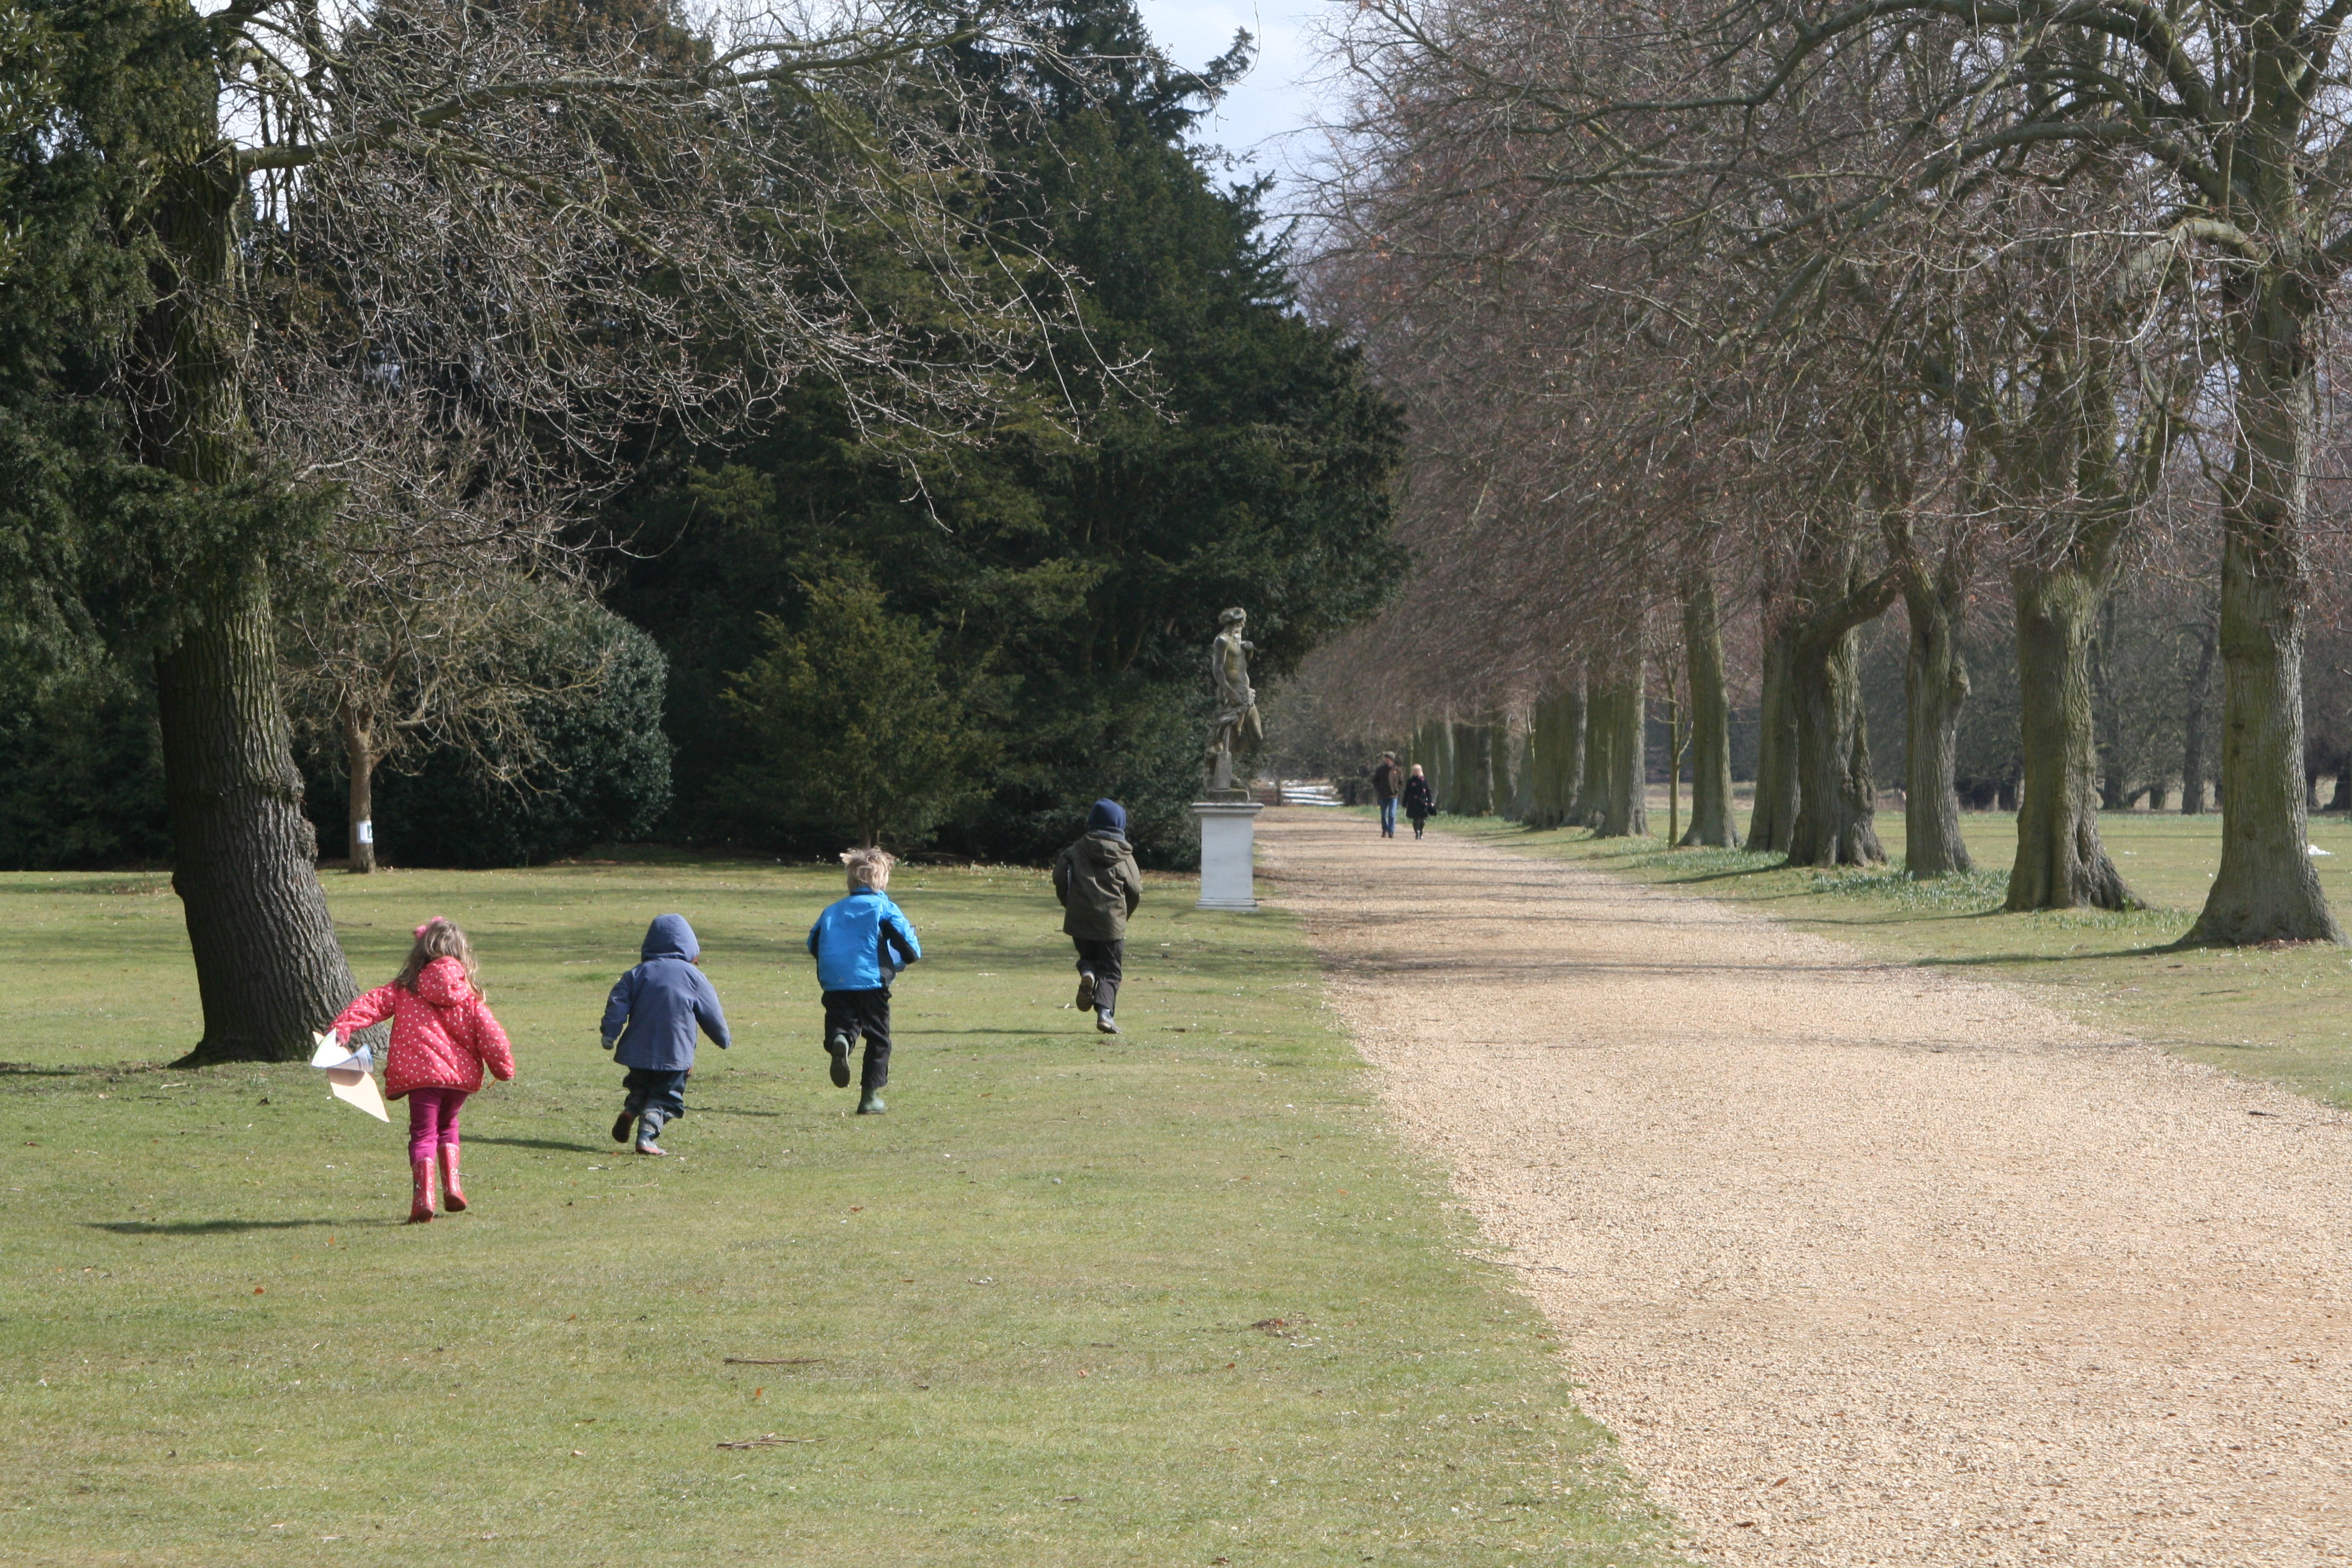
[{"x1": 1258, "y1": 809, "x2": 2352, "y2": 1567}]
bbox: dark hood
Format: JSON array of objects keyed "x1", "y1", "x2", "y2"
[
  {"x1": 641, "y1": 913, "x2": 700, "y2": 962},
  {"x1": 1086, "y1": 798, "x2": 1127, "y2": 836}
]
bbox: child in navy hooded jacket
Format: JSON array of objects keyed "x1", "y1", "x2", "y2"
[
  {"x1": 601, "y1": 913, "x2": 731, "y2": 1155},
  {"x1": 807, "y1": 847, "x2": 921, "y2": 1114}
]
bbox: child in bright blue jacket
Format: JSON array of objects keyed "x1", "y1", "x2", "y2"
[
  {"x1": 601, "y1": 913, "x2": 731, "y2": 1155},
  {"x1": 807, "y1": 848, "x2": 921, "y2": 1115}
]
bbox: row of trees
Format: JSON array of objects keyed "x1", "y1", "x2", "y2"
[
  {"x1": 1296, "y1": 0, "x2": 2352, "y2": 944},
  {"x1": 0, "y1": 0, "x2": 1403, "y2": 1060}
]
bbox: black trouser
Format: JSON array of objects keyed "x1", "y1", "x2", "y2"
[
  {"x1": 822, "y1": 988, "x2": 892, "y2": 1089},
  {"x1": 1073, "y1": 936, "x2": 1124, "y2": 1013}
]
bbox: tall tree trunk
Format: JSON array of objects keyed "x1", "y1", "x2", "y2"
[
  {"x1": 1521, "y1": 702, "x2": 1551, "y2": 826},
  {"x1": 2006, "y1": 563, "x2": 2134, "y2": 910},
  {"x1": 157, "y1": 566, "x2": 354, "y2": 1064},
  {"x1": 1786, "y1": 618, "x2": 1885, "y2": 866},
  {"x1": 1529, "y1": 683, "x2": 1584, "y2": 828},
  {"x1": 2094, "y1": 596, "x2": 2130, "y2": 811},
  {"x1": 1747, "y1": 632, "x2": 1798, "y2": 854},
  {"x1": 342, "y1": 704, "x2": 377, "y2": 874},
  {"x1": 1489, "y1": 716, "x2": 1515, "y2": 821},
  {"x1": 1782, "y1": 536, "x2": 1896, "y2": 869},
  {"x1": 2187, "y1": 287, "x2": 2342, "y2": 941},
  {"x1": 1680, "y1": 577, "x2": 1736, "y2": 846},
  {"x1": 1578, "y1": 664, "x2": 1612, "y2": 829},
  {"x1": 138, "y1": 159, "x2": 353, "y2": 1065},
  {"x1": 1452, "y1": 720, "x2": 1492, "y2": 815},
  {"x1": 1556, "y1": 680, "x2": 1587, "y2": 827},
  {"x1": 1509, "y1": 711, "x2": 1535, "y2": 821},
  {"x1": 1666, "y1": 694, "x2": 1683, "y2": 846},
  {"x1": 2181, "y1": 621, "x2": 2216, "y2": 814},
  {"x1": 1902, "y1": 580, "x2": 1973, "y2": 876},
  {"x1": 1595, "y1": 644, "x2": 1648, "y2": 838}
]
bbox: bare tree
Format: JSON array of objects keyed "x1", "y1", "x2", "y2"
[
  {"x1": 103, "y1": 0, "x2": 1073, "y2": 1060},
  {"x1": 1354, "y1": 0, "x2": 2352, "y2": 939},
  {"x1": 273, "y1": 385, "x2": 609, "y2": 874}
]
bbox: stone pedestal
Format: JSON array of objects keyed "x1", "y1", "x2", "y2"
[{"x1": 1193, "y1": 800, "x2": 1263, "y2": 910}]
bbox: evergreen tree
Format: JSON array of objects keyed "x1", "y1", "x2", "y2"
[{"x1": 609, "y1": 0, "x2": 1406, "y2": 863}]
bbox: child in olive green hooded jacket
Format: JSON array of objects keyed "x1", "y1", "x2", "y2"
[{"x1": 1051, "y1": 799, "x2": 1143, "y2": 1034}]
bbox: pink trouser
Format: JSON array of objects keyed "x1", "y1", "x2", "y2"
[{"x1": 405, "y1": 1086, "x2": 469, "y2": 1163}]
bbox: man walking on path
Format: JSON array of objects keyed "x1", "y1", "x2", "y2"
[
  {"x1": 1370, "y1": 753, "x2": 1403, "y2": 838},
  {"x1": 1053, "y1": 799, "x2": 1143, "y2": 1034},
  {"x1": 1400, "y1": 763, "x2": 1435, "y2": 838}
]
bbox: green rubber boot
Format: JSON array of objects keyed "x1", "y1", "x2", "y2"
[{"x1": 856, "y1": 1089, "x2": 886, "y2": 1116}]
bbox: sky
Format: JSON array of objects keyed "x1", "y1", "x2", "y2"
[{"x1": 1131, "y1": 0, "x2": 1345, "y2": 218}]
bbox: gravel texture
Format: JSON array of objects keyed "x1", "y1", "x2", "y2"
[{"x1": 1258, "y1": 810, "x2": 2352, "y2": 1566}]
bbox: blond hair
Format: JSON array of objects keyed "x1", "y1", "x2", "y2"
[
  {"x1": 393, "y1": 916, "x2": 479, "y2": 995},
  {"x1": 842, "y1": 846, "x2": 895, "y2": 890}
]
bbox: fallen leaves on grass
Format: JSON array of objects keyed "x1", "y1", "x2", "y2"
[{"x1": 716, "y1": 1434, "x2": 820, "y2": 1449}]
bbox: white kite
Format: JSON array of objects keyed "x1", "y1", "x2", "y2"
[{"x1": 309, "y1": 1031, "x2": 390, "y2": 1122}]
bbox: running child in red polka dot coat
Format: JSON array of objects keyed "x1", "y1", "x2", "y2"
[{"x1": 328, "y1": 916, "x2": 516, "y2": 1223}]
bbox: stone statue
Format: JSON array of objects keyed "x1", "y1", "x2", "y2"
[{"x1": 1205, "y1": 607, "x2": 1262, "y2": 794}]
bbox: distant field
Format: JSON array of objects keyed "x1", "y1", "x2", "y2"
[
  {"x1": 0, "y1": 857, "x2": 1682, "y2": 1567},
  {"x1": 1427, "y1": 805, "x2": 2352, "y2": 1108}
]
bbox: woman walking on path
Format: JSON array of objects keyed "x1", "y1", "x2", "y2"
[
  {"x1": 1401, "y1": 765, "x2": 1436, "y2": 839},
  {"x1": 1370, "y1": 753, "x2": 1403, "y2": 838},
  {"x1": 327, "y1": 916, "x2": 515, "y2": 1223}
]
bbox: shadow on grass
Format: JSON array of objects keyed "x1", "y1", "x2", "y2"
[
  {"x1": 1645, "y1": 862, "x2": 1799, "y2": 886},
  {"x1": 1909, "y1": 938, "x2": 2184, "y2": 968},
  {"x1": 88, "y1": 1218, "x2": 359, "y2": 1235},
  {"x1": 0, "y1": 1061, "x2": 175, "y2": 1077},
  {"x1": 466, "y1": 1135, "x2": 606, "y2": 1153}
]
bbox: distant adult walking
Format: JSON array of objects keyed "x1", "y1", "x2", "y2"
[
  {"x1": 1053, "y1": 799, "x2": 1143, "y2": 1035},
  {"x1": 1401, "y1": 764, "x2": 1436, "y2": 840},
  {"x1": 1370, "y1": 753, "x2": 1403, "y2": 838}
]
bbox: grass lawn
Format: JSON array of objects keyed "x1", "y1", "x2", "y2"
[
  {"x1": 0, "y1": 855, "x2": 1683, "y2": 1567},
  {"x1": 1431, "y1": 802, "x2": 2352, "y2": 1108}
]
